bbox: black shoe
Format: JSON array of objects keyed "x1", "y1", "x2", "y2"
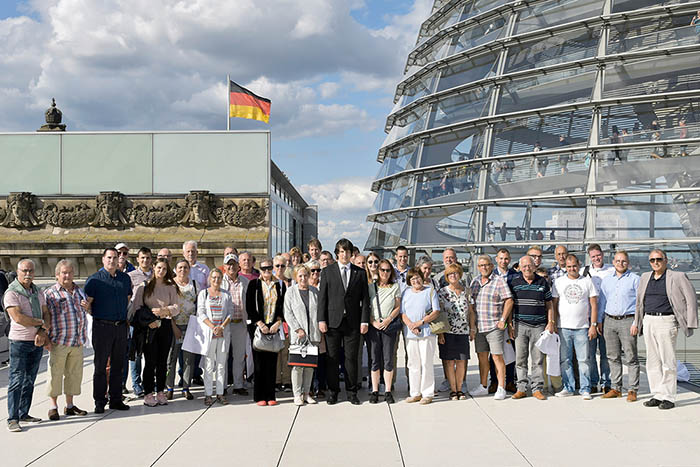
[
  {"x1": 590, "y1": 386, "x2": 599, "y2": 394},
  {"x1": 233, "y1": 388, "x2": 249, "y2": 396},
  {"x1": 192, "y1": 376, "x2": 204, "y2": 386},
  {"x1": 659, "y1": 400, "x2": 675, "y2": 410},
  {"x1": 95, "y1": 403, "x2": 106, "y2": 414},
  {"x1": 348, "y1": 393, "x2": 361, "y2": 405},
  {"x1": 109, "y1": 401, "x2": 130, "y2": 411},
  {"x1": 384, "y1": 392, "x2": 395, "y2": 404},
  {"x1": 183, "y1": 390, "x2": 194, "y2": 400},
  {"x1": 275, "y1": 384, "x2": 283, "y2": 392},
  {"x1": 122, "y1": 385, "x2": 129, "y2": 395},
  {"x1": 644, "y1": 398, "x2": 662, "y2": 407},
  {"x1": 369, "y1": 392, "x2": 379, "y2": 404},
  {"x1": 327, "y1": 392, "x2": 338, "y2": 405}
]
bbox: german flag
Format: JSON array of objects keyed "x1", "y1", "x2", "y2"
[{"x1": 229, "y1": 81, "x2": 271, "y2": 123}]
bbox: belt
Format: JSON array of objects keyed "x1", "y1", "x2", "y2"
[
  {"x1": 94, "y1": 319, "x2": 127, "y2": 326},
  {"x1": 232, "y1": 319, "x2": 243, "y2": 323},
  {"x1": 645, "y1": 312, "x2": 673, "y2": 316},
  {"x1": 605, "y1": 314, "x2": 634, "y2": 320}
]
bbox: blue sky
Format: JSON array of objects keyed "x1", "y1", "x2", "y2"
[{"x1": 0, "y1": 0, "x2": 433, "y2": 251}]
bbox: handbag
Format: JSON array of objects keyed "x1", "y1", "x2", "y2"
[
  {"x1": 427, "y1": 286, "x2": 450, "y2": 335},
  {"x1": 288, "y1": 340, "x2": 319, "y2": 367},
  {"x1": 374, "y1": 282, "x2": 402, "y2": 335},
  {"x1": 253, "y1": 326, "x2": 285, "y2": 353}
]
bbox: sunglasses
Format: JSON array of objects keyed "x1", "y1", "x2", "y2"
[
  {"x1": 379, "y1": 268, "x2": 392, "y2": 273},
  {"x1": 367, "y1": 260, "x2": 379, "y2": 265},
  {"x1": 260, "y1": 266, "x2": 273, "y2": 271},
  {"x1": 311, "y1": 269, "x2": 321, "y2": 273},
  {"x1": 118, "y1": 251, "x2": 129, "y2": 256},
  {"x1": 649, "y1": 258, "x2": 665, "y2": 263},
  {"x1": 274, "y1": 264, "x2": 286, "y2": 268}
]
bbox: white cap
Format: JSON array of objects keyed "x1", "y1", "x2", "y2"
[
  {"x1": 115, "y1": 242, "x2": 129, "y2": 251},
  {"x1": 224, "y1": 253, "x2": 239, "y2": 264}
]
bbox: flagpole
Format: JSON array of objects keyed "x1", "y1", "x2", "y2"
[{"x1": 226, "y1": 74, "x2": 230, "y2": 131}]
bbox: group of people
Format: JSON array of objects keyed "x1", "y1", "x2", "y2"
[{"x1": 3, "y1": 237, "x2": 698, "y2": 433}]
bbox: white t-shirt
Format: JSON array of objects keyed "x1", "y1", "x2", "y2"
[{"x1": 552, "y1": 275, "x2": 598, "y2": 329}]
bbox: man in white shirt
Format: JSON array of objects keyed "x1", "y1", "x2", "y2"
[
  {"x1": 582, "y1": 244, "x2": 614, "y2": 393},
  {"x1": 553, "y1": 254, "x2": 598, "y2": 399},
  {"x1": 394, "y1": 246, "x2": 410, "y2": 292},
  {"x1": 183, "y1": 240, "x2": 209, "y2": 290}
]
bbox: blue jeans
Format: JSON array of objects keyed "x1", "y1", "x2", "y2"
[
  {"x1": 126, "y1": 328, "x2": 143, "y2": 394},
  {"x1": 7, "y1": 340, "x2": 43, "y2": 422},
  {"x1": 559, "y1": 329, "x2": 591, "y2": 394},
  {"x1": 588, "y1": 334, "x2": 611, "y2": 388}
]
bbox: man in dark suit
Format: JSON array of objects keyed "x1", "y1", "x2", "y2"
[{"x1": 318, "y1": 238, "x2": 370, "y2": 405}]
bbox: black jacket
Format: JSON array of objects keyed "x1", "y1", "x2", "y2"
[
  {"x1": 318, "y1": 262, "x2": 370, "y2": 329},
  {"x1": 246, "y1": 279, "x2": 285, "y2": 325},
  {"x1": 129, "y1": 305, "x2": 159, "y2": 360}
]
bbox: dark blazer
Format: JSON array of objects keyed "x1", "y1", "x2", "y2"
[
  {"x1": 246, "y1": 278, "x2": 286, "y2": 325},
  {"x1": 318, "y1": 262, "x2": 370, "y2": 329}
]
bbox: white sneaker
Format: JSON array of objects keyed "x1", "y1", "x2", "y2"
[
  {"x1": 305, "y1": 394, "x2": 317, "y2": 405},
  {"x1": 581, "y1": 392, "x2": 592, "y2": 400},
  {"x1": 438, "y1": 379, "x2": 450, "y2": 392},
  {"x1": 494, "y1": 386, "x2": 507, "y2": 400},
  {"x1": 293, "y1": 396, "x2": 304, "y2": 406},
  {"x1": 556, "y1": 388, "x2": 574, "y2": 398},
  {"x1": 471, "y1": 385, "x2": 488, "y2": 396}
]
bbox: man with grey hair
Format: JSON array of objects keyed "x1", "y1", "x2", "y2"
[
  {"x1": 435, "y1": 248, "x2": 472, "y2": 288},
  {"x1": 238, "y1": 251, "x2": 260, "y2": 281},
  {"x1": 156, "y1": 247, "x2": 172, "y2": 264},
  {"x1": 44, "y1": 259, "x2": 90, "y2": 420},
  {"x1": 183, "y1": 240, "x2": 209, "y2": 290},
  {"x1": 635, "y1": 249, "x2": 698, "y2": 409},
  {"x1": 5, "y1": 259, "x2": 51, "y2": 431}
]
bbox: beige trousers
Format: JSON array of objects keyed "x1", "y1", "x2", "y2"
[
  {"x1": 643, "y1": 315, "x2": 678, "y2": 402},
  {"x1": 48, "y1": 344, "x2": 84, "y2": 397}
]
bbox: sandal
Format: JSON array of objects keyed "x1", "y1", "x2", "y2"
[
  {"x1": 216, "y1": 395, "x2": 229, "y2": 405},
  {"x1": 449, "y1": 391, "x2": 459, "y2": 401},
  {"x1": 457, "y1": 391, "x2": 467, "y2": 400},
  {"x1": 204, "y1": 396, "x2": 214, "y2": 406}
]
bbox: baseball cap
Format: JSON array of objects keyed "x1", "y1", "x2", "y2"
[
  {"x1": 224, "y1": 253, "x2": 239, "y2": 264},
  {"x1": 115, "y1": 242, "x2": 129, "y2": 251}
]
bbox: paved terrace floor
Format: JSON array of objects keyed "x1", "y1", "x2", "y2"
[{"x1": 1, "y1": 346, "x2": 699, "y2": 467}]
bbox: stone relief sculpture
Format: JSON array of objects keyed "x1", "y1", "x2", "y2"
[{"x1": 0, "y1": 191, "x2": 267, "y2": 229}]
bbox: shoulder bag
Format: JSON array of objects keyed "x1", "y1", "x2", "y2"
[{"x1": 427, "y1": 286, "x2": 450, "y2": 335}]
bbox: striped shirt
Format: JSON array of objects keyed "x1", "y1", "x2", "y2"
[
  {"x1": 547, "y1": 265, "x2": 566, "y2": 283},
  {"x1": 208, "y1": 295, "x2": 224, "y2": 339},
  {"x1": 470, "y1": 273, "x2": 513, "y2": 333},
  {"x1": 510, "y1": 275, "x2": 552, "y2": 326},
  {"x1": 44, "y1": 283, "x2": 88, "y2": 347}
]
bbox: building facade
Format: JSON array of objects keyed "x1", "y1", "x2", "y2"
[{"x1": 365, "y1": 0, "x2": 700, "y2": 277}]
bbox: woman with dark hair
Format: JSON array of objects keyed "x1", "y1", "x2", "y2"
[
  {"x1": 131, "y1": 259, "x2": 181, "y2": 407},
  {"x1": 246, "y1": 257, "x2": 285, "y2": 406},
  {"x1": 365, "y1": 252, "x2": 381, "y2": 284},
  {"x1": 368, "y1": 259, "x2": 401, "y2": 404}
]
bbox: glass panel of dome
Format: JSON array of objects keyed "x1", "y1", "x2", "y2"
[
  {"x1": 612, "y1": 0, "x2": 692, "y2": 14},
  {"x1": 435, "y1": 208, "x2": 477, "y2": 244},
  {"x1": 595, "y1": 143, "x2": 700, "y2": 191},
  {"x1": 484, "y1": 202, "x2": 587, "y2": 243},
  {"x1": 399, "y1": 72, "x2": 438, "y2": 107},
  {"x1": 414, "y1": 164, "x2": 481, "y2": 206},
  {"x1": 599, "y1": 99, "x2": 700, "y2": 145},
  {"x1": 381, "y1": 106, "x2": 429, "y2": 148},
  {"x1": 515, "y1": 0, "x2": 604, "y2": 36},
  {"x1": 603, "y1": 53, "x2": 700, "y2": 99},
  {"x1": 484, "y1": 152, "x2": 589, "y2": 199},
  {"x1": 409, "y1": 206, "x2": 476, "y2": 245},
  {"x1": 436, "y1": 51, "x2": 499, "y2": 93},
  {"x1": 463, "y1": 0, "x2": 510, "y2": 20},
  {"x1": 365, "y1": 221, "x2": 410, "y2": 250},
  {"x1": 497, "y1": 66, "x2": 596, "y2": 115},
  {"x1": 372, "y1": 176, "x2": 417, "y2": 213},
  {"x1": 428, "y1": 86, "x2": 492, "y2": 129},
  {"x1": 491, "y1": 109, "x2": 593, "y2": 157},
  {"x1": 378, "y1": 141, "x2": 421, "y2": 178},
  {"x1": 412, "y1": 37, "x2": 453, "y2": 68},
  {"x1": 504, "y1": 28, "x2": 599, "y2": 74},
  {"x1": 451, "y1": 16, "x2": 508, "y2": 56},
  {"x1": 608, "y1": 243, "x2": 700, "y2": 274},
  {"x1": 420, "y1": 126, "x2": 486, "y2": 167},
  {"x1": 608, "y1": 14, "x2": 698, "y2": 54}
]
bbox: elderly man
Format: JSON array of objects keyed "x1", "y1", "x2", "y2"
[
  {"x1": 85, "y1": 248, "x2": 132, "y2": 413},
  {"x1": 436, "y1": 248, "x2": 472, "y2": 288},
  {"x1": 115, "y1": 242, "x2": 136, "y2": 273},
  {"x1": 221, "y1": 253, "x2": 250, "y2": 396},
  {"x1": 5, "y1": 259, "x2": 51, "y2": 432},
  {"x1": 319, "y1": 250, "x2": 334, "y2": 269},
  {"x1": 156, "y1": 247, "x2": 172, "y2": 264},
  {"x1": 183, "y1": 240, "x2": 209, "y2": 290},
  {"x1": 548, "y1": 245, "x2": 569, "y2": 283},
  {"x1": 599, "y1": 251, "x2": 640, "y2": 402},
  {"x1": 635, "y1": 249, "x2": 697, "y2": 410},
  {"x1": 469, "y1": 255, "x2": 513, "y2": 400},
  {"x1": 238, "y1": 251, "x2": 260, "y2": 281},
  {"x1": 553, "y1": 255, "x2": 598, "y2": 399},
  {"x1": 583, "y1": 244, "x2": 614, "y2": 394},
  {"x1": 44, "y1": 259, "x2": 90, "y2": 420},
  {"x1": 510, "y1": 255, "x2": 555, "y2": 400},
  {"x1": 218, "y1": 247, "x2": 238, "y2": 273}
]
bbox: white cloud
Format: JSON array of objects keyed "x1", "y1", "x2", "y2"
[
  {"x1": 299, "y1": 177, "x2": 375, "y2": 213},
  {"x1": 319, "y1": 81, "x2": 340, "y2": 99}
]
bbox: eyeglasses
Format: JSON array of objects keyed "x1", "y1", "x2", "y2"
[
  {"x1": 274, "y1": 264, "x2": 286, "y2": 268},
  {"x1": 379, "y1": 268, "x2": 392, "y2": 273},
  {"x1": 19, "y1": 269, "x2": 34, "y2": 274},
  {"x1": 118, "y1": 251, "x2": 129, "y2": 256},
  {"x1": 613, "y1": 259, "x2": 628, "y2": 264},
  {"x1": 649, "y1": 257, "x2": 665, "y2": 263},
  {"x1": 260, "y1": 266, "x2": 273, "y2": 271},
  {"x1": 477, "y1": 264, "x2": 492, "y2": 268},
  {"x1": 311, "y1": 269, "x2": 321, "y2": 273},
  {"x1": 529, "y1": 254, "x2": 542, "y2": 259}
]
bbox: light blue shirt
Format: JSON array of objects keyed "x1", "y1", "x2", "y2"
[
  {"x1": 598, "y1": 270, "x2": 639, "y2": 322},
  {"x1": 401, "y1": 287, "x2": 440, "y2": 339}
]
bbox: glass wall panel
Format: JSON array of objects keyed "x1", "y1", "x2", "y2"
[
  {"x1": 612, "y1": 0, "x2": 691, "y2": 14},
  {"x1": 409, "y1": 206, "x2": 474, "y2": 245},
  {"x1": 420, "y1": 3, "x2": 466, "y2": 42},
  {"x1": 595, "y1": 143, "x2": 700, "y2": 191},
  {"x1": 599, "y1": 98, "x2": 700, "y2": 144},
  {"x1": 436, "y1": 52, "x2": 499, "y2": 92},
  {"x1": 463, "y1": 0, "x2": 510, "y2": 20},
  {"x1": 396, "y1": 71, "x2": 439, "y2": 108},
  {"x1": 365, "y1": 220, "x2": 410, "y2": 250},
  {"x1": 381, "y1": 106, "x2": 429, "y2": 148},
  {"x1": 485, "y1": 200, "x2": 587, "y2": 243},
  {"x1": 435, "y1": 208, "x2": 476, "y2": 243},
  {"x1": 420, "y1": 126, "x2": 486, "y2": 167},
  {"x1": 603, "y1": 53, "x2": 700, "y2": 99},
  {"x1": 414, "y1": 164, "x2": 481, "y2": 206},
  {"x1": 497, "y1": 66, "x2": 596, "y2": 115},
  {"x1": 372, "y1": 176, "x2": 416, "y2": 213},
  {"x1": 377, "y1": 141, "x2": 421, "y2": 179},
  {"x1": 492, "y1": 109, "x2": 593, "y2": 156},
  {"x1": 428, "y1": 87, "x2": 491, "y2": 129},
  {"x1": 504, "y1": 27, "x2": 600, "y2": 74},
  {"x1": 515, "y1": 0, "x2": 603, "y2": 35},
  {"x1": 0, "y1": 135, "x2": 60, "y2": 195},
  {"x1": 608, "y1": 14, "x2": 698, "y2": 54},
  {"x1": 484, "y1": 152, "x2": 589, "y2": 199},
  {"x1": 450, "y1": 16, "x2": 508, "y2": 56},
  {"x1": 412, "y1": 37, "x2": 453, "y2": 68}
]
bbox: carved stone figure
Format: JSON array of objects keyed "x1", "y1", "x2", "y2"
[
  {"x1": 90, "y1": 192, "x2": 129, "y2": 227},
  {"x1": 1, "y1": 192, "x2": 41, "y2": 228},
  {"x1": 180, "y1": 191, "x2": 219, "y2": 226},
  {"x1": 129, "y1": 201, "x2": 185, "y2": 227},
  {"x1": 218, "y1": 200, "x2": 267, "y2": 227},
  {"x1": 39, "y1": 202, "x2": 94, "y2": 227}
]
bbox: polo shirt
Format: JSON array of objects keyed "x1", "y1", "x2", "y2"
[
  {"x1": 3, "y1": 286, "x2": 47, "y2": 341},
  {"x1": 644, "y1": 271, "x2": 673, "y2": 315},
  {"x1": 510, "y1": 274, "x2": 552, "y2": 326},
  {"x1": 84, "y1": 268, "x2": 132, "y2": 321}
]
